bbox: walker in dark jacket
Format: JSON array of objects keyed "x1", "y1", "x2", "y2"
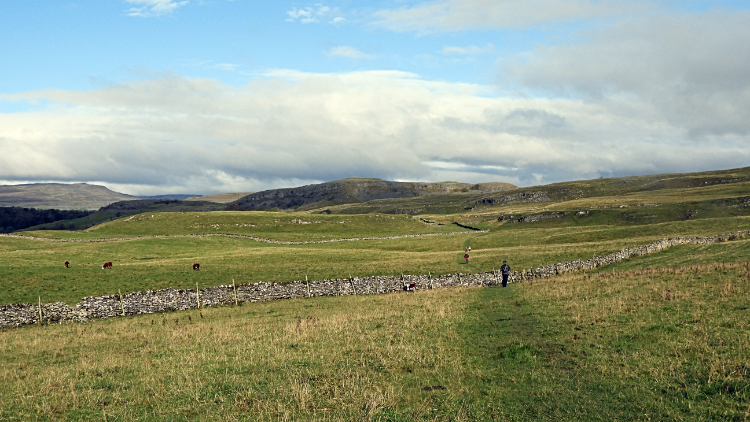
[{"x1": 500, "y1": 261, "x2": 511, "y2": 287}]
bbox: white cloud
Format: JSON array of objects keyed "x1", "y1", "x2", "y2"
[
  {"x1": 502, "y1": 9, "x2": 750, "y2": 139},
  {"x1": 125, "y1": 0, "x2": 189, "y2": 17},
  {"x1": 326, "y1": 46, "x2": 375, "y2": 60},
  {"x1": 371, "y1": 0, "x2": 648, "y2": 32},
  {"x1": 213, "y1": 63, "x2": 239, "y2": 71},
  {"x1": 286, "y1": 4, "x2": 331, "y2": 23},
  {"x1": 2, "y1": 68, "x2": 748, "y2": 194},
  {"x1": 442, "y1": 43, "x2": 494, "y2": 55}
]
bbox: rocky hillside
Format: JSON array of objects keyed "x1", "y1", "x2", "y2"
[
  {"x1": 473, "y1": 166, "x2": 750, "y2": 207},
  {"x1": 185, "y1": 192, "x2": 253, "y2": 203},
  {"x1": 0, "y1": 183, "x2": 137, "y2": 210},
  {"x1": 227, "y1": 178, "x2": 516, "y2": 211}
]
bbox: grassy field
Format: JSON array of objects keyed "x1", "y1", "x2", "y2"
[
  {"x1": 1, "y1": 255, "x2": 747, "y2": 420},
  {"x1": 2, "y1": 169, "x2": 750, "y2": 420},
  {"x1": 2, "y1": 211, "x2": 750, "y2": 305}
]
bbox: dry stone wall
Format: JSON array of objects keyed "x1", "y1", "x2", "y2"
[
  {"x1": 2, "y1": 230, "x2": 749, "y2": 329},
  {"x1": 0, "y1": 231, "x2": 478, "y2": 246}
]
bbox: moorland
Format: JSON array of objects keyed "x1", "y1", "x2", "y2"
[{"x1": 1, "y1": 166, "x2": 749, "y2": 421}]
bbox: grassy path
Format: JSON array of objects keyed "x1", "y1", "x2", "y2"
[
  {"x1": 456, "y1": 284, "x2": 627, "y2": 420},
  {"x1": 450, "y1": 267, "x2": 750, "y2": 421}
]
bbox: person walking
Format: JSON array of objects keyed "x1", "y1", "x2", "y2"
[
  {"x1": 464, "y1": 252, "x2": 470, "y2": 264},
  {"x1": 500, "y1": 260, "x2": 511, "y2": 287}
]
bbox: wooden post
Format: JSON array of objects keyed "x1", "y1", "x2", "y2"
[
  {"x1": 306, "y1": 275, "x2": 311, "y2": 297},
  {"x1": 493, "y1": 269, "x2": 497, "y2": 286},
  {"x1": 38, "y1": 296, "x2": 42, "y2": 325},
  {"x1": 429, "y1": 272, "x2": 434, "y2": 289},
  {"x1": 119, "y1": 289, "x2": 125, "y2": 317},
  {"x1": 350, "y1": 275, "x2": 357, "y2": 295},
  {"x1": 233, "y1": 279, "x2": 238, "y2": 306},
  {"x1": 196, "y1": 282, "x2": 200, "y2": 308}
]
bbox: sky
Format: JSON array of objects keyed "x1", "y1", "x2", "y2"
[{"x1": 1, "y1": 0, "x2": 749, "y2": 195}]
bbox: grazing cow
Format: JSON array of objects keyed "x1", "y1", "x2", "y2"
[
  {"x1": 193, "y1": 263, "x2": 200, "y2": 271},
  {"x1": 102, "y1": 262, "x2": 112, "y2": 269},
  {"x1": 404, "y1": 283, "x2": 417, "y2": 292},
  {"x1": 64, "y1": 261, "x2": 70, "y2": 268}
]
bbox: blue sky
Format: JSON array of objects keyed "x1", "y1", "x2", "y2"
[{"x1": 1, "y1": 0, "x2": 749, "y2": 195}]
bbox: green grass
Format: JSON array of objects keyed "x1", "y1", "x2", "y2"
[
  {"x1": 21, "y1": 211, "x2": 469, "y2": 240},
  {"x1": 2, "y1": 212, "x2": 750, "y2": 305},
  {"x1": 1, "y1": 171, "x2": 749, "y2": 420},
  {"x1": 1, "y1": 259, "x2": 747, "y2": 420}
]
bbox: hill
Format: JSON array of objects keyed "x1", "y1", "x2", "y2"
[
  {"x1": 472, "y1": 166, "x2": 750, "y2": 207},
  {"x1": 23, "y1": 199, "x2": 226, "y2": 232},
  {"x1": 0, "y1": 183, "x2": 137, "y2": 210},
  {"x1": 138, "y1": 194, "x2": 200, "y2": 201},
  {"x1": 1, "y1": 168, "x2": 749, "y2": 420},
  {"x1": 185, "y1": 192, "x2": 253, "y2": 203},
  {"x1": 321, "y1": 166, "x2": 750, "y2": 215},
  {"x1": 227, "y1": 177, "x2": 516, "y2": 211}
]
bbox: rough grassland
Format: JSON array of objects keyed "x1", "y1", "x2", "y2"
[
  {"x1": 1, "y1": 258, "x2": 747, "y2": 421},
  {"x1": 2, "y1": 214, "x2": 750, "y2": 305}
]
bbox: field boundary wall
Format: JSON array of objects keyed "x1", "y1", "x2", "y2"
[
  {"x1": 2, "y1": 229, "x2": 748, "y2": 329},
  {"x1": 0, "y1": 230, "x2": 487, "y2": 245}
]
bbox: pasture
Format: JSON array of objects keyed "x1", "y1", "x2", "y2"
[
  {"x1": 0, "y1": 256, "x2": 748, "y2": 420},
  {"x1": 1, "y1": 211, "x2": 750, "y2": 306},
  {"x1": 1, "y1": 189, "x2": 750, "y2": 420}
]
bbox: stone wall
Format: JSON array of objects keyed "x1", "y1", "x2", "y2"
[{"x1": 2, "y1": 229, "x2": 749, "y2": 329}]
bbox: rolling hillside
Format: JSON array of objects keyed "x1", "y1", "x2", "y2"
[
  {"x1": 323, "y1": 166, "x2": 750, "y2": 215},
  {"x1": 0, "y1": 183, "x2": 137, "y2": 210},
  {"x1": 227, "y1": 177, "x2": 516, "y2": 211}
]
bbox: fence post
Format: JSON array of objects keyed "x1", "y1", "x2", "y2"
[
  {"x1": 38, "y1": 296, "x2": 42, "y2": 325},
  {"x1": 349, "y1": 275, "x2": 357, "y2": 295},
  {"x1": 233, "y1": 279, "x2": 238, "y2": 306},
  {"x1": 429, "y1": 272, "x2": 434, "y2": 289},
  {"x1": 306, "y1": 275, "x2": 311, "y2": 297},
  {"x1": 196, "y1": 282, "x2": 200, "y2": 308},
  {"x1": 119, "y1": 289, "x2": 125, "y2": 317}
]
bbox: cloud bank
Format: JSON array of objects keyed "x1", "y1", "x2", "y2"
[
  {"x1": 1, "y1": 1, "x2": 748, "y2": 195},
  {"x1": 372, "y1": 0, "x2": 648, "y2": 32},
  {"x1": 2, "y1": 63, "x2": 748, "y2": 195}
]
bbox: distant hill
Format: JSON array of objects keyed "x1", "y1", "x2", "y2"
[
  {"x1": 0, "y1": 183, "x2": 137, "y2": 210},
  {"x1": 0, "y1": 207, "x2": 92, "y2": 233},
  {"x1": 472, "y1": 166, "x2": 750, "y2": 207},
  {"x1": 185, "y1": 192, "x2": 254, "y2": 203},
  {"x1": 138, "y1": 194, "x2": 200, "y2": 201},
  {"x1": 227, "y1": 178, "x2": 516, "y2": 211}
]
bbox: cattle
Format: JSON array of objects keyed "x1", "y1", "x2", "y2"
[
  {"x1": 193, "y1": 263, "x2": 200, "y2": 271},
  {"x1": 102, "y1": 262, "x2": 112, "y2": 269},
  {"x1": 404, "y1": 283, "x2": 417, "y2": 292},
  {"x1": 64, "y1": 261, "x2": 70, "y2": 268}
]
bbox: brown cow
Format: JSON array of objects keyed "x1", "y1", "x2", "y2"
[
  {"x1": 102, "y1": 262, "x2": 112, "y2": 269},
  {"x1": 193, "y1": 263, "x2": 200, "y2": 271},
  {"x1": 64, "y1": 261, "x2": 70, "y2": 268}
]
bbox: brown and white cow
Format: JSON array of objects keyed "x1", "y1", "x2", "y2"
[
  {"x1": 193, "y1": 263, "x2": 200, "y2": 271},
  {"x1": 64, "y1": 261, "x2": 70, "y2": 268},
  {"x1": 102, "y1": 262, "x2": 112, "y2": 269}
]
